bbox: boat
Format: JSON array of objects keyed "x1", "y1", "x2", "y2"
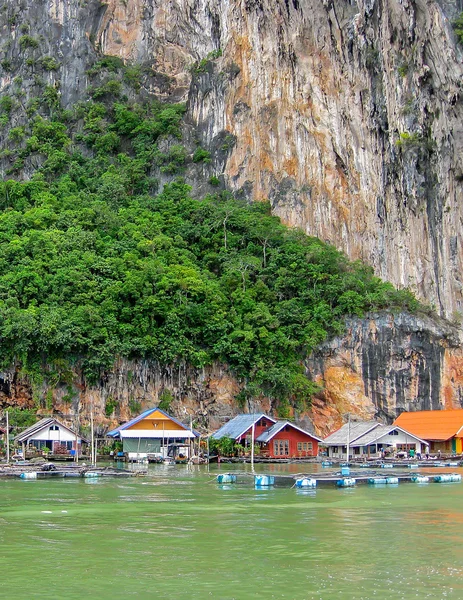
[{"x1": 163, "y1": 457, "x2": 176, "y2": 466}]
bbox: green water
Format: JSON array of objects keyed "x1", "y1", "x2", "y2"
[{"x1": 2, "y1": 464, "x2": 463, "y2": 599}]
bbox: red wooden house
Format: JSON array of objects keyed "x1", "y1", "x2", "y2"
[
  {"x1": 256, "y1": 421, "x2": 322, "y2": 458},
  {"x1": 211, "y1": 413, "x2": 278, "y2": 447}
]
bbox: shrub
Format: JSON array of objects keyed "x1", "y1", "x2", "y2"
[{"x1": 19, "y1": 35, "x2": 39, "y2": 50}]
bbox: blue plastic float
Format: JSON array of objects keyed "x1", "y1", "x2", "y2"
[
  {"x1": 217, "y1": 474, "x2": 237, "y2": 484},
  {"x1": 254, "y1": 475, "x2": 275, "y2": 487},
  {"x1": 336, "y1": 477, "x2": 356, "y2": 487},
  {"x1": 295, "y1": 477, "x2": 317, "y2": 488},
  {"x1": 411, "y1": 475, "x2": 429, "y2": 483},
  {"x1": 433, "y1": 473, "x2": 462, "y2": 483}
]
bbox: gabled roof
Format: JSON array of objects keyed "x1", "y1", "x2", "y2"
[
  {"x1": 107, "y1": 407, "x2": 198, "y2": 437},
  {"x1": 211, "y1": 413, "x2": 277, "y2": 440},
  {"x1": 15, "y1": 417, "x2": 88, "y2": 443},
  {"x1": 352, "y1": 424, "x2": 427, "y2": 447},
  {"x1": 323, "y1": 421, "x2": 381, "y2": 445},
  {"x1": 256, "y1": 420, "x2": 323, "y2": 443},
  {"x1": 393, "y1": 409, "x2": 463, "y2": 441}
]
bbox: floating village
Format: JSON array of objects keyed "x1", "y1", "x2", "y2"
[{"x1": 1, "y1": 407, "x2": 463, "y2": 490}]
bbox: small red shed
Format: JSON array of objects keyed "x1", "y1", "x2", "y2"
[{"x1": 256, "y1": 421, "x2": 322, "y2": 458}]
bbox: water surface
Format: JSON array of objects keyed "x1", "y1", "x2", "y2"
[{"x1": 1, "y1": 464, "x2": 463, "y2": 599}]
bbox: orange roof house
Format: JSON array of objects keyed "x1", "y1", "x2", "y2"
[{"x1": 393, "y1": 409, "x2": 463, "y2": 454}]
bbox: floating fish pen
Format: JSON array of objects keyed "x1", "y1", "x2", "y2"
[
  {"x1": 217, "y1": 473, "x2": 237, "y2": 484},
  {"x1": 336, "y1": 477, "x2": 356, "y2": 487},
  {"x1": 295, "y1": 477, "x2": 317, "y2": 488},
  {"x1": 433, "y1": 474, "x2": 462, "y2": 483},
  {"x1": 3, "y1": 464, "x2": 144, "y2": 479},
  {"x1": 254, "y1": 475, "x2": 275, "y2": 487},
  {"x1": 411, "y1": 475, "x2": 430, "y2": 483}
]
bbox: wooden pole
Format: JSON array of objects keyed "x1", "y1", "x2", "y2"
[
  {"x1": 75, "y1": 415, "x2": 79, "y2": 464},
  {"x1": 6, "y1": 410, "x2": 9, "y2": 464},
  {"x1": 90, "y1": 404, "x2": 95, "y2": 465},
  {"x1": 346, "y1": 414, "x2": 350, "y2": 465},
  {"x1": 251, "y1": 421, "x2": 255, "y2": 473}
]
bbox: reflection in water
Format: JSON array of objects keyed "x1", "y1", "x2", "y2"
[{"x1": 1, "y1": 466, "x2": 463, "y2": 599}]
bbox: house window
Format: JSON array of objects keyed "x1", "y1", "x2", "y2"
[
  {"x1": 390, "y1": 430, "x2": 399, "y2": 436},
  {"x1": 261, "y1": 420, "x2": 267, "y2": 427},
  {"x1": 297, "y1": 442, "x2": 302, "y2": 451},
  {"x1": 274, "y1": 439, "x2": 289, "y2": 456},
  {"x1": 49, "y1": 425, "x2": 59, "y2": 431}
]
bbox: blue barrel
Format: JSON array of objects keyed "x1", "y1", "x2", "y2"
[
  {"x1": 84, "y1": 472, "x2": 101, "y2": 478},
  {"x1": 321, "y1": 461, "x2": 333, "y2": 467},
  {"x1": 341, "y1": 466, "x2": 350, "y2": 476},
  {"x1": 255, "y1": 475, "x2": 275, "y2": 487},
  {"x1": 217, "y1": 474, "x2": 237, "y2": 484},
  {"x1": 20, "y1": 472, "x2": 37, "y2": 480},
  {"x1": 295, "y1": 478, "x2": 317, "y2": 488},
  {"x1": 368, "y1": 477, "x2": 388, "y2": 485},
  {"x1": 380, "y1": 463, "x2": 394, "y2": 469},
  {"x1": 434, "y1": 473, "x2": 462, "y2": 483},
  {"x1": 336, "y1": 477, "x2": 356, "y2": 487},
  {"x1": 385, "y1": 477, "x2": 399, "y2": 484},
  {"x1": 411, "y1": 475, "x2": 429, "y2": 483}
]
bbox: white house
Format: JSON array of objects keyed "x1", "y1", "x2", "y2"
[
  {"x1": 15, "y1": 417, "x2": 87, "y2": 456},
  {"x1": 323, "y1": 421, "x2": 427, "y2": 459}
]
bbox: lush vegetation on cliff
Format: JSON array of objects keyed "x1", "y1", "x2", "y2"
[{"x1": 0, "y1": 67, "x2": 418, "y2": 407}]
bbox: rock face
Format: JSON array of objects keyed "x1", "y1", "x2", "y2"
[
  {"x1": 1, "y1": 0, "x2": 463, "y2": 319},
  {"x1": 0, "y1": 313, "x2": 461, "y2": 436},
  {"x1": 306, "y1": 312, "x2": 463, "y2": 436},
  {"x1": 1, "y1": 0, "x2": 463, "y2": 430}
]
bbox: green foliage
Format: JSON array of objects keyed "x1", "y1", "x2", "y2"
[
  {"x1": 89, "y1": 79, "x2": 122, "y2": 100},
  {"x1": 105, "y1": 397, "x2": 118, "y2": 417},
  {"x1": 129, "y1": 398, "x2": 142, "y2": 414},
  {"x1": 87, "y1": 56, "x2": 125, "y2": 78},
  {"x1": 209, "y1": 435, "x2": 236, "y2": 457},
  {"x1": 190, "y1": 49, "x2": 223, "y2": 75},
  {"x1": 0, "y1": 79, "x2": 420, "y2": 406},
  {"x1": 192, "y1": 147, "x2": 211, "y2": 163},
  {"x1": 5, "y1": 408, "x2": 37, "y2": 430},
  {"x1": 1, "y1": 59, "x2": 12, "y2": 73},
  {"x1": 158, "y1": 389, "x2": 174, "y2": 412},
  {"x1": 19, "y1": 35, "x2": 39, "y2": 50},
  {"x1": 39, "y1": 56, "x2": 60, "y2": 71},
  {"x1": 454, "y1": 13, "x2": 463, "y2": 46},
  {"x1": 209, "y1": 175, "x2": 220, "y2": 187}
]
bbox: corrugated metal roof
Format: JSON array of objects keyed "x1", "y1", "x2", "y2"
[
  {"x1": 107, "y1": 407, "x2": 198, "y2": 437},
  {"x1": 256, "y1": 420, "x2": 323, "y2": 443},
  {"x1": 323, "y1": 421, "x2": 380, "y2": 445},
  {"x1": 211, "y1": 414, "x2": 276, "y2": 440},
  {"x1": 15, "y1": 417, "x2": 88, "y2": 443},
  {"x1": 393, "y1": 409, "x2": 463, "y2": 441},
  {"x1": 353, "y1": 424, "x2": 427, "y2": 446}
]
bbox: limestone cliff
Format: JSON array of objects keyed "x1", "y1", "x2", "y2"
[
  {"x1": 1, "y1": 0, "x2": 462, "y2": 319},
  {"x1": 1, "y1": 0, "x2": 463, "y2": 430},
  {"x1": 0, "y1": 312, "x2": 461, "y2": 436},
  {"x1": 306, "y1": 312, "x2": 463, "y2": 436}
]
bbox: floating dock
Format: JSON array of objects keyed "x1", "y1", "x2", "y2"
[
  {"x1": 215, "y1": 468, "x2": 463, "y2": 488},
  {"x1": 0, "y1": 464, "x2": 145, "y2": 479}
]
